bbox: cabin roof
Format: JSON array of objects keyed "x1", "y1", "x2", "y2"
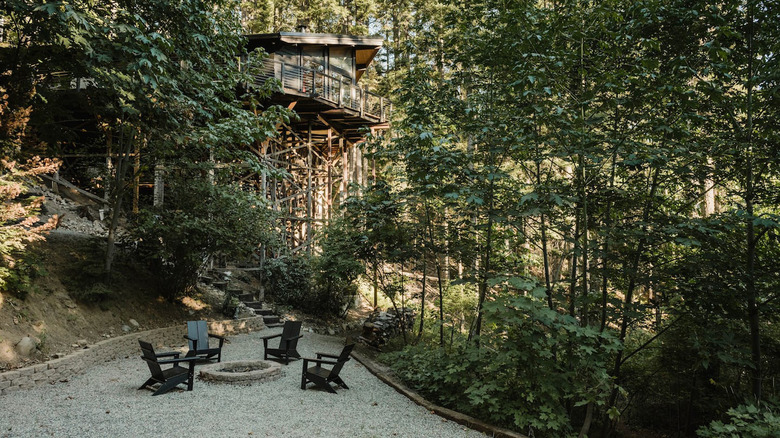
[
  {"x1": 246, "y1": 32, "x2": 384, "y2": 48},
  {"x1": 245, "y1": 32, "x2": 383, "y2": 81}
]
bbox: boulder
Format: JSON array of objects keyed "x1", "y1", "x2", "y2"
[{"x1": 15, "y1": 337, "x2": 40, "y2": 357}]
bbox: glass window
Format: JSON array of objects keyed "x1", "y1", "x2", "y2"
[{"x1": 329, "y1": 47, "x2": 354, "y2": 83}]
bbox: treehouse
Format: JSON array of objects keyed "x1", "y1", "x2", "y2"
[
  {"x1": 31, "y1": 31, "x2": 391, "y2": 255},
  {"x1": 245, "y1": 32, "x2": 391, "y2": 252}
]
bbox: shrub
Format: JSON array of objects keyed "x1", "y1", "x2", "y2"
[
  {"x1": 697, "y1": 402, "x2": 780, "y2": 438},
  {"x1": 0, "y1": 157, "x2": 60, "y2": 297},
  {"x1": 263, "y1": 218, "x2": 364, "y2": 318},
  {"x1": 71, "y1": 282, "x2": 113, "y2": 303},
  {"x1": 262, "y1": 254, "x2": 312, "y2": 309},
  {"x1": 383, "y1": 284, "x2": 619, "y2": 437},
  {"x1": 133, "y1": 176, "x2": 277, "y2": 300},
  {"x1": 310, "y1": 218, "x2": 364, "y2": 317}
]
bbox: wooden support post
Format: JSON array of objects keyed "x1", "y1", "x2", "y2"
[
  {"x1": 307, "y1": 122, "x2": 313, "y2": 253},
  {"x1": 261, "y1": 141, "x2": 268, "y2": 201},
  {"x1": 327, "y1": 128, "x2": 333, "y2": 220},
  {"x1": 153, "y1": 164, "x2": 164, "y2": 207},
  {"x1": 341, "y1": 137, "x2": 348, "y2": 203}
]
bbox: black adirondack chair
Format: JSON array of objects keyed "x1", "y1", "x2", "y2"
[
  {"x1": 138, "y1": 340, "x2": 198, "y2": 396},
  {"x1": 260, "y1": 321, "x2": 303, "y2": 364},
  {"x1": 184, "y1": 320, "x2": 226, "y2": 362},
  {"x1": 300, "y1": 344, "x2": 355, "y2": 393}
]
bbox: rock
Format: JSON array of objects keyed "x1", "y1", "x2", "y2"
[
  {"x1": 121, "y1": 325, "x2": 131, "y2": 333},
  {"x1": 77, "y1": 339, "x2": 88, "y2": 348},
  {"x1": 128, "y1": 319, "x2": 140, "y2": 328},
  {"x1": 15, "y1": 337, "x2": 40, "y2": 357},
  {"x1": 327, "y1": 328, "x2": 336, "y2": 336}
]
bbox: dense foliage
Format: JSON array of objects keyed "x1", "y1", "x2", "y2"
[
  {"x1": 351, "y1": 0, "x2": 780, "y2": 436},
  {"x1": 0, "y1": 157, "x2": 59, "y2": 298},
  {"x1": 134, "y1": 175, "x2": 278, "y2": 299},
  {"x1": 384, "y1": 286, "x2": 620, "y2": 436},
  {"x1": 1, "y1": 0, "x2": 290, "y2": 286},
  {"x1": 264, "y1": 219, "x2": 363, "y2": 317},
  {"x1": 4, "y1": 0, "x2": 780, "y2": 436}
]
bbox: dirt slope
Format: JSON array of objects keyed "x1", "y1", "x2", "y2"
[{"x1": 0, "y1": 230, "x2": 222, "y2": 370}]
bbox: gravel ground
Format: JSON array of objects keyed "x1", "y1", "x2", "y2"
[{"x1": 0, "y1": 328, "x2": 487, "y2": 438}]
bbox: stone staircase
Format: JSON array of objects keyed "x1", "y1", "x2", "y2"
[
  {"x1": 201, "y1": 270, "x2": 283, "y2": 327},
  {"x1": 238, "y1": 293, "x2": 282, "y2": 327}
]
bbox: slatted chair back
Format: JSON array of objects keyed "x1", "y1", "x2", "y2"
[
  {"x1": 280, "y1": 321, "x2": 303, "y2": 349},
  {"x1": 328, "y1": 344, "x2": 355, "y2": 378},
  {"x1": 139, "y1": 340, "x2": 164, "y2": 380},
  {"x1": 187, "y1": 320, "x2": 209, "y2": 351}
]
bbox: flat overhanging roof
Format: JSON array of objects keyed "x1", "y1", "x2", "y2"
[{"x1": 246, "y1": 32, "x2": 384, "y2": 49}]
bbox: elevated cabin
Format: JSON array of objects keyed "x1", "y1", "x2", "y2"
[
  {"x1": 246, "y1": 32, "x2": 390, "y2": 143},
  {"x1": 24, "y1": 32, "x2": 390, "y2": 255},
  {"x1": 245, "y1": 32, "x2": 391, "y2": 252}
]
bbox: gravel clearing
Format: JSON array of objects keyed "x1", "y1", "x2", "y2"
[{"x1": 0, "y1": 328, "x2": 487, "y2": 438}]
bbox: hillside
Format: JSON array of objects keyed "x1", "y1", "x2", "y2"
[{"x1": 0, "y1": 228, "x2": 224, "y2": 370}]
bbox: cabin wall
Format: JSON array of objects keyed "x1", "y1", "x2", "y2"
[{"x1": 268, "y1": 45, "x2": 356, "y2": 84}]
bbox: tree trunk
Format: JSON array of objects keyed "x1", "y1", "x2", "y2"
[
  {"x1": 104, "y1": 122, "x2": 135, "y2": 276},
  {"x1": 744, "y1": 4, "x2": 761, "y2": 400}
]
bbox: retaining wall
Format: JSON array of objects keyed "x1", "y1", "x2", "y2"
[{"x1": 0, "y1": 316, "x2": 265, "y2": 396}]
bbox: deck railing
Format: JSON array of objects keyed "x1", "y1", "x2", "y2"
[{"x1": 253, "y1": 59, "x2": 391, "y2": 122}]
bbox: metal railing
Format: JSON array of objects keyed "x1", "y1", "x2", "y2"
[{"x1": 253, "y1": 59, "x2": 391, "y2": 122}]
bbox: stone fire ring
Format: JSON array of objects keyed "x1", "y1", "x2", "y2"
[{"x1": 198, "y1": 360, "x2": 282, "y2": 384}]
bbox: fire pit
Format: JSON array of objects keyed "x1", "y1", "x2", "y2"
[{"x1": 198, "y1": 360, "x2": 282, "y2": 384}]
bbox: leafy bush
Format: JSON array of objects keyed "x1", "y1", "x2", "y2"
[
  {"x1": 133, "y1": 176, "x2": 276, "y2": 299},
  {"x1": 310, "y1": 219, "x2": 364, "y2": 317},
  {"x1": 1, "y1": 157, "x2": 59, "y2": 297},
  {"x1": 383, "y1": 284, "x2": 619, "y2": 437},
  {"x1": 697, "y1": 402, "x2": 780, "y2": 438},
  {"x1": 263, "y1": 254, "x2": 313, "y2": 309},
  {"x1": 70, "y1": 282, "x2": 113, "y2": 303},
  {"x1": 4, "y1": 254, "x2": 45, "y2": 300},
  {"x1": 263, "y1": 219, "x2": 363, "y2": 317}
]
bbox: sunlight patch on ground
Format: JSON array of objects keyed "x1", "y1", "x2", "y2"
[
  {"x1": 32, "y1": 320, "x2": 47, "y2": 334},
  {"x1": 0, "y1": 340, "x2": 17, "y2": 363},
  {"x1": 181, "y1": 296, "x2": 207, "y2": 311}
]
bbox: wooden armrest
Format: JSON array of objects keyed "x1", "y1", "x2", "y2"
[
  {"x1": 260, "y1": 333, "x2": 282, "y2": 340},
  {"x1": 315, "y1": 352, "x2": 340, "y2": 359},
  {"x1": 282, "y1": 334, "x2": 304, "y2": 342},
  {"x1": 157, "y1": 356, "x2": 200, "y2": 365},
  {"x1": 208, "y1": 333, "x2": 226, "y2": 341},
  {"x1": 302, "y1": 357, "x2": 338, "y2": 366},
  {"x1": 155, "y1": 351, "x2": 181, "y2": 358},
  {"x1": 183, "y1": 335, "x2": 196, "y2": 341}
]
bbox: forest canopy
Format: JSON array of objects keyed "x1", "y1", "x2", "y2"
[{"x1": 2, "y1": 0, "x2": 780, "y2": 437}]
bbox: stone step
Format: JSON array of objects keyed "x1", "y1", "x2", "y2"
[
  {"x1": 244, "y1": 302, "x2": 265, "y2": 311},
  {"x1": 263, "y1": 315, "x2": 281, "y2": 325},
  {"x1": 253, "y1": 308, "x2": 274, "y2": 316},
  {"x1": 238, "y1": 293, "x2": 255, "y2": 302}
]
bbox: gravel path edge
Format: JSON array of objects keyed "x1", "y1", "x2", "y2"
[{"x1": 351, "y1": 347, "x2": 528, "y2": 438}]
